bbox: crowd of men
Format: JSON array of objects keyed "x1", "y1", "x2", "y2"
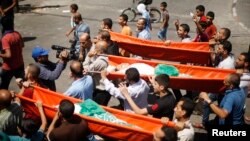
[{"x1": 0, "y1": 0, "x2": 250, "y2": 141}]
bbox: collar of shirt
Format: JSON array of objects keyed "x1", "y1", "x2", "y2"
[
  {"x1": 225, "y1": 88, "x2": 241, "y2": 95},
  {"x1": 3, "y1": 30, "x2": 14, "y2": 36}
]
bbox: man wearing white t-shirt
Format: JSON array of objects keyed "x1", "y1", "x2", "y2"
[
  {"x1": 215, "y1": 40, "x2": 235, "y2": 69},
  {"x1": 236, "y1": 52, "x2": 250, "y2": 95}
]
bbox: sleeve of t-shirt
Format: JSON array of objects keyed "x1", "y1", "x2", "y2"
[
  {"x1": 33, "y1": 129, "x2": 45, "y2": 141},
  {"x1": 222, "y1": 96, "x2": 234, "y2": 114},
  {"x1": 147, "y1": 100, "x2": 167, "y2": 115},
  {"x1": 2, "y1": 36, "x2": 10, "y2": 50},
  {"x1": 103, "y1": 78, "x2": 125, "y2": 99}
]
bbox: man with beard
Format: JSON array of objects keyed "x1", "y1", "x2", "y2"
[{"x1": 32, "y1": 46, "x2": 68, "y2": 91}]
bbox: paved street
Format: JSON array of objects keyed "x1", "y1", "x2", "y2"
[
  {"x1": 4, "y1": 0, "x2": 250, "y2": 140},
  {"x1": 236, "y1": 0, "x2": 250, "y2": 34}
]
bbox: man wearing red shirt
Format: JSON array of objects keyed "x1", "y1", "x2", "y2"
[
  {"x1": 205, "y1": 11, "x2": 217, "y2": 39},
  {"x1": 0, "y1": 18, "x2": 24, "y2": 89}
]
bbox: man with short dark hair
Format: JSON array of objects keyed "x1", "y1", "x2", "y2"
[
  {"x1": 118, "y1": 14, "x2": 132, "y2": 36},
  {"x1": 101, "y1": 18, "x2": 113, "y2": 31},
  {"x1": 199, "y1": 73, "x2": 245, "y2": 125},
  {"x1": 164, "y1": 21, "x2": 191, "y2": 46},
  {"x1": 173, "y1": 20, "x2": 191, "y2": 42},
  {"x1": 32, "y1": 46, "x2": 68, "y2": 91},
  {"x1": 101, "y1": 68, "x2": 150, "y2": 112},
  {"x1": 195, "y1": 5, "x2": 206, "y2": 22},
  {"x1": 205, "y1": 11, "x2": 217, "y2": 39},
  {"x1": 153, "y1": 125, "x2": 177, "y2": 141},
  {"x1": 214, "y1": 40, "x2": 235, "y2": 69},
  {"x1": 136, "y1": 18, "x2": 151, "y2": 40},
  {"x1": 162, "y1": 98, "x2": 195, "y2": 141},
  {"x1": 210, "y1": 27, "x2": 231, "y2": 46},
  {"x1": 118, "y1": 14, "x2": 132, "y2": 57},
  {"x1": 64, "y1": 61, "x2": 94, "y2": 100},
  {"x1": 47, "y1": 99, "x2": 94, "y2": 141},
  {"x1": 119, "y1": 74, "x2": 175, "y2": 119}
]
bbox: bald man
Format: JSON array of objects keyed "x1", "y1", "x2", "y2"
[
  {"x1": 83, "y1": 41, "x2": 110, "y2": 105},
  {"x1": 64, "y1": 61, "x2": 93, "y2": 100},
  {"x1": 79, "y1": 33, "x2": 95, "y2": 62},
  {"x1": 72, "y1": 13, "x2": 90, "y2": 55},
  {"x1": 0, "y1": 89, "x2": 22, "y2": 135}
]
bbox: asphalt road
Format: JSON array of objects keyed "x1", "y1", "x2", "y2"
[
  {"x1": 4, "y1": 0, "x2": 250, "y2": 140},
  {"x1": 236, "y1": 0, "x2": 250, "y2": 34}
]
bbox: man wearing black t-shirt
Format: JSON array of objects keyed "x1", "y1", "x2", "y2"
[{"x1": 119, "y1": 74, "x2": 176, "y2": 119}]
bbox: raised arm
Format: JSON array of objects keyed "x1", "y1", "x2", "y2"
[
  {"x1": 36, "y1": 101, "x2": 47, "y2": 132},
  {"x1": 2, "y1": 0, "x2": 17, "y2": 13},
  {"x1": 193, "y1": 15, "x2": 203, "y2": 35},
  {"x1": 47, "y1": 111, "x2": 60, "y2": 140}
]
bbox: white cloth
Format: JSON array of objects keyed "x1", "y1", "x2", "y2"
[
  {"x1": 103, "y1": 78, "x2": 150, "y2": 113},
  {"x1": 118, "y1": 63, "x2": 155, "y2": 75},
  {"x1": 181, "y1": 37, "x2": 192, "y2": 43},
  {"x1": 137, "y1": 3, "x2": 146, "y2": 13},
  {"x1": 217, "y1": 55, "x2": 235, "y2": 69}
]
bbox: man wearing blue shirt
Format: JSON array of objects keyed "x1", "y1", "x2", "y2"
[
  {"x1": 199, "y1": 73, "x2": 246, "y2": 125},
  {"x1": 64, "y1": 60, "x2": 93, "y2": 100},
  {"x1": 136, "y1": 18, "x2": 151, "y2": 40}
]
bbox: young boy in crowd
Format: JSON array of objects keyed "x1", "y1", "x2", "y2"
[
  {"x1": 66, "y1": 4, "x2": 79, "y2": 37},
  {"x1": 195, "y1": 5, "x2": 206, "y2": 22},
  {"x1": 158, "y1": 2, "x2": 169, "y2": 41},
  {"x1": 205, "y1": 11, "x2": 217, "y2": 39},
  {"x1": 118, "y1": 14, "x2": 132, "y2": 57}
]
